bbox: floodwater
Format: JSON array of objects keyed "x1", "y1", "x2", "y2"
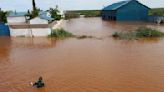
[{"x1": 1, "y1": 18, "x2": 164, "y2": 92}]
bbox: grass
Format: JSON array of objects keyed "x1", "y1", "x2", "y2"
[
  {"x1": 64, "y1": 12, "x2": 80, "y2": 19},
  {"x1": 49, "y1": 28, "x2": 73, "y2": 38},
  {"x1": 64, "y1": 10, "x2": 101, "y2": 19},
  {"x1": 49, "y1": 28, "x2": 100, "y2": 40},
  {"x1": 112, "y1": 27, "x2": 164, "y2": 40}
]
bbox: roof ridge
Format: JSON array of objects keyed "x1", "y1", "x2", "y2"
[
  {"x1": 102, "y1": 0, "x2": 149, "y2": 11},
  {"x1": 103, "y1": 0, "x2": 131, "y2": 10},
  {"x1": 113, "y1": 0, "x2": 131, "y2": 10}
]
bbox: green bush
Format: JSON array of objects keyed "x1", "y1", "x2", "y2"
[
  {"x1": 0, "y1": 9, "x2": 8, "y2": 23},
  {"x1": 112, "y1": 32, "x2": 120, "y2": 38},
  {"x1": 136, "y1": 27, "x2": 164, "y2": 37},
  {"x1": 112, "y1": 27, "x2": 164, "y2": 40},
  {"x1": 76, "y1": 35, "x2": 93, "y2": 39},
  {"x1": 49, "y1": 28, "x2": 73, "y2": 38},
  {"x1": 49, "y1": 8, "x2": 62, "y2": 20}
]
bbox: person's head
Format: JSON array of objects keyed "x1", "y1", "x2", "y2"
[{"x1": 39, "y1": 77, "x2": 43, "y2": 81}]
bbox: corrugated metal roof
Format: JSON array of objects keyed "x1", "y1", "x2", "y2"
[
  {"x1": 103, "y1": 0, "x2": 150, "y2": 11},
  {"x1": 103, "y1": 0, "x2": 130, "y2": 10},
  {"x1": 8, "y1": 11, "x2": 54, "y2": 21},
  {"x1": 8, "y1": 12, "x2": 27, "y2": 17},
  {"x1": 39, "y1": 11, "x2": 54, "y2": 21}
]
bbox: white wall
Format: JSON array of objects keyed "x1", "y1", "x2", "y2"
[
  {"x1": 30, "y1": 17, "x2": 48, "y2": 24},
  {"x1": 10, "y1": 28, "x2": 31, "y2": 37},
  {"x1": 31, "y1": 28, "x2": 51, "y2": 36},
  {"x1": 7, "y1": 17, "x2": 26, "y2": 24},
  {"x1": 52, "y1": 20, "x2": 63, "y2": 29},
  {"x1": 9, "y1": 28, "x2": 51, "y2": 37}
]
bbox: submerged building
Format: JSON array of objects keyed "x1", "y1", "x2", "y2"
[
  {"x1": 7, "y1": 11, "x2": 54, "y2": 37},
  {"x1": 102, "y1": 0, "x2": 150, "y2": 21},
  {"x1": 0, "y1": 23, "x2": 10, "y2": 36}
]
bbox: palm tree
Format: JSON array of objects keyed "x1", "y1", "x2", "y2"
[
  {"x1": 32, "y1": 0, "x2": 37, "y2": 11},
  {"x1": 31, "y1": 0, "x2": 39, "y2": 18}
]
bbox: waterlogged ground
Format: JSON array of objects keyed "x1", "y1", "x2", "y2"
[{"x1": 1, "y1": 18, "x2": 164, "y2": 92}]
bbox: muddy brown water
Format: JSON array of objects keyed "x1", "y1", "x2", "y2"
[{"x1": 1, "y1": 18, "x2": 164, "y2": 92}]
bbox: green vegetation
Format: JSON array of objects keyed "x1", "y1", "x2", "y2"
[
  {"x1": 149, "y1": 8, "x2": 164, "y2": 16},
  {"x1": 26, "y1": 9, "x2": 40, "y2": 19},
  {"x1": 49, "y1": 7, "x2": 61, "y2": 20},
  {"x1": 27, "y1": 0, "x2": 61, "y2": 20},
  {"x1": 64, "y1": 12, "x2": 80, "y2": 19},
  {"x1": 49, "y1": 28, "x2": 98, "y2": 39},
  {"x1": 112, "y1": 27, "x2": 164, "y2": 40},
  {"x1": 76, "y1": 35, "x2": 94, "y2": 39},
  {"x1": 135, "y1": 27, "x2": 164, "y2": 37},
  {"x1": 0, "y1": 8, "x2": 8, "y2": 23},
  {"x1": 49, "y1": 28, "x2": 73, "y2": 38},
  {"x1": 64, "y1": 10, "x2": 101, "y2": 19},
  {"x1": 26, "y1": 0, "x2": 40, "y2": 19}
]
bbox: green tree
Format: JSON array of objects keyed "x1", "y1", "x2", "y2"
[
  {"x1": 26, "y1": 0, "x2": 40, "y2": 19},
  {"x1": 32, "y1": 0, "x2": 37, "y2": 11},
  {"x1": 49, "y1": 6, "x2": 61, "y2": 20},
  {"x1": 0, "y1": 8, "x2": 7, "y2": 23},
  {"x1": 31, "y1": 0, "x2": 39, "y2": 18}
]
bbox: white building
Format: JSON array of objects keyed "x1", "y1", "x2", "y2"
[
  {"x1": 29, "y1": 17, "x2": 52, "y2": 37},
  {"x1": 7, "y1": 11, "x2": 55, "y2": 37},
  {"x1": 7, "y1": 12, "x2": 27, "y2": 24}
]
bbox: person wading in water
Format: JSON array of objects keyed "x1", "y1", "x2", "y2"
[{"x1": 32, "y1": 77, "x2": 45, "y2": 88}]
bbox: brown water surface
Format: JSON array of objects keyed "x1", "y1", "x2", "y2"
[{"x1": 1, "y1": 18, "x2": 164, "y2": 92}]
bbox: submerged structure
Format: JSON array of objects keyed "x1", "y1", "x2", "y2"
[
  {"x1": 7, "y1": 11, "x2": 55, "y2": 37},
  {"x1": 0, "y1": 23, "x2": 10, "y2": 36},
  {"x1": 102, "y1": 0, "x2": 150, "y2": 21}
]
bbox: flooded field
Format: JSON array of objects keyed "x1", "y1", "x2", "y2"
[{"x1": 1, "y1": 17, "x2": 164, "y2": 92}]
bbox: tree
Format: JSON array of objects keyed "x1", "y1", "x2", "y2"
[
  {"x1": 32, "y1": 0, "x2": 37, "y2": 11},
  {"x1": 26, "y1": 0, "x2": 40, "y2": 19},
  {"x1": 31, "y1": 0, "x2": 39, "y2": 18},
  {"x1": 49, "y1": 6, "x2": 61, "y2": 20},
  {"x1": 0, "y1": 8, "x2": 7, "y2": 23}
]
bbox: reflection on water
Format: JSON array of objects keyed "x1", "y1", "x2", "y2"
[
  {"x1": 1, "y1": 18, "x2": 164, "y2": 92},
  {"x1": 11, "y1": 37, "x2": 57, "y2": 49}
]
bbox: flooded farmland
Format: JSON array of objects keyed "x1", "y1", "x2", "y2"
[{"x1": 1, "y1": 17, "x2": 164, "y2": 92}]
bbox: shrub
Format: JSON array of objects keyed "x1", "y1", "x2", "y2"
[
  {"x1": 135, "y1": 27, "x2": 164, "y2": 37},
  {"x1": 112, "y1": 32, "x2": 119, "y2": 38},
  {"x1": 112, "y1": 27, "x2": 164, "y2": 40},
  {"x1": 76, "y1": 35, "x2": 93, "y2": 39},
  {"x1": 49, "y1": 28, "x2": 73, "y2": 38}
]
